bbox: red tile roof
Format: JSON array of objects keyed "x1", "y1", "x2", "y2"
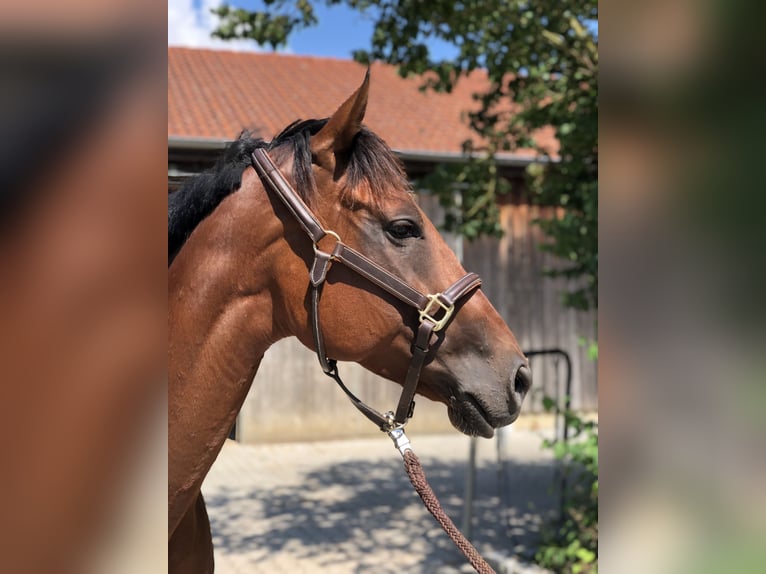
[{"x1": 168, "y1": 47, "x2": 557, "y2": 158}]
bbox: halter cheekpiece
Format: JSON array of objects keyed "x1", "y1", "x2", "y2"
[{"x1": 251, "y1": 148, "x2": 481, "y2": 432}]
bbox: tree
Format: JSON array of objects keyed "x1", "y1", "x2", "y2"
[{"x1": 212, "y1": 0, "x2": 598, "y2": 312}]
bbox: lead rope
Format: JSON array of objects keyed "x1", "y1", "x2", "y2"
[
  {"x1": 403, "y1": 451, "x2": 496, "y2": 574},
  {"x1": 325, "y1": 366, "x2": 496, "y2": 573},
  {"x1": 389, "y1": 429, "x2": 497, "y2": 574}
]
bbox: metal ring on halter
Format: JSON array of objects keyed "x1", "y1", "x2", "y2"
[
  {"x1": 384, "y1": 410, "x2": 397, "y2": 429},
  {"x1": 313, "y1": 229, "x2": 341, "y2": 256}
]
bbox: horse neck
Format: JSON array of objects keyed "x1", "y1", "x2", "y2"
[{"x1": 168, "y1": 166, "x2": 291, "y2": 528}]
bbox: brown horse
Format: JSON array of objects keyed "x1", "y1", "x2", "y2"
[{"x1": 168, "y1": 73, "x2": 531, "y2": 573}]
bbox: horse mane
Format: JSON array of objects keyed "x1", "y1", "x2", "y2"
[{"x1": 168, "y1": 119, "x2": 409, "y2": 266}]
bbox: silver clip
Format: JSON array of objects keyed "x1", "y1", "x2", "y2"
[{"x1": 387, "y1": 427, "x2": 412, "y2": 456}]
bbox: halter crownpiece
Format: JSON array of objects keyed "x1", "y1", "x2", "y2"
[{"x1": 251, "y1": 148, "x2": 481, "y2": 431}]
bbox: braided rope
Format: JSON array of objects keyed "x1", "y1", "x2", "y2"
[{"x1": 402, "y1": 449, "x2": 496, "y2": 574}]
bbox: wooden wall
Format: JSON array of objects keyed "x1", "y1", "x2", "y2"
[{"x1": 236, "y1": 191, "x2": 597, "y2": 444}]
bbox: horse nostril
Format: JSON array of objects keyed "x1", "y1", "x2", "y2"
[{"x1": 514, "y1": 365, "x2": 532, "y2": 397}]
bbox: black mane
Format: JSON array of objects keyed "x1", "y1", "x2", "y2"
[{"x1": 168, "y1": 119, "x2": 408, "y2": 266}]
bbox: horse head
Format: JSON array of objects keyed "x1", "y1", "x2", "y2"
[{"x1": 267, "y1": 72, "x2": 531, "y2": 437}]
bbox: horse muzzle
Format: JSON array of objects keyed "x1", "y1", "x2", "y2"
[{"x1": 445, "y1": 361, "x2": 532, "y2": 438}]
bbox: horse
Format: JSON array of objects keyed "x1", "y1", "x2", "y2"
[{"x1": 168, "y1": 72, "x2": 532, "y2": 573}]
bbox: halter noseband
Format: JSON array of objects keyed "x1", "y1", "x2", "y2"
[{"x1": 252, "y1": 148, "x2": 481, "y2": 431}]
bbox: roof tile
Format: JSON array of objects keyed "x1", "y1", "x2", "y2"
[{"x1": 168, "y1": 47, "x2": 557, "y2": 157}]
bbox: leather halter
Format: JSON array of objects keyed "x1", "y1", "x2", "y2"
[{"x1": 252, "y1": 148, "x2": 481, "y2": 431}]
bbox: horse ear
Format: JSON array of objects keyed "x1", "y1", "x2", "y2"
[{"x1": 311, "y1": 68, "x2": 370, "y2": 171}]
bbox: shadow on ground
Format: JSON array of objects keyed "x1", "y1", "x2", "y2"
[{"x1": 205, "y1": 454, "x2": 562, "y2": 573}]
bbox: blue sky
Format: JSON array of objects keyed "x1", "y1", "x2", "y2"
[
  {"x1": 280, "y1": 3, "x2": 381, "y2": 58},
  {"x1": 285, "y1": 2, "x2": 460, "y2": 60}
]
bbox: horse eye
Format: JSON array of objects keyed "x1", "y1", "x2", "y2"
[{"x1": 386, "y1": 220, "x2": 422, "y2": 240}]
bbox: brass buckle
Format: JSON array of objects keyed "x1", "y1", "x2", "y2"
[{"x1": 418, "y1": 294, "x2": 455, "y2": 332}]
